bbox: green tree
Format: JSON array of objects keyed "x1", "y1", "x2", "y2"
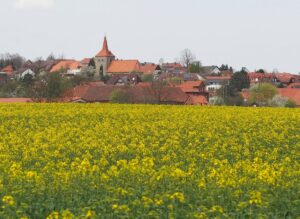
[
  {"x1": 249, "y1": 83, "x2": 278, "y2": 106},
  {"x1": 285, "y1": 99, "x2": 296, "y2": 108},
  {"x1": 22, "y1": 74, "x2": 35, "y2": 87},
  {"x1": 229, "y1": 69, "x2": 250, "y2": 94},
  {"x1": 189, "y1": 62, "x2": 202, "y2": 73},
  {"x1": 141, "y1": 74, "x2": 154, "y2": 82},
  {"x1": 170, "y1": 77, "x2": 182, "y2": 85},
  {"x1": 45, "y1": 73, "x2": 71, "y2": 102}
]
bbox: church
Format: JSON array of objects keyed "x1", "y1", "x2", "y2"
[{"x1": 93, "y1": 36, "x2": 142, "y2": 78}]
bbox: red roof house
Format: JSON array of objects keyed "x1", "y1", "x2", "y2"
[
  {"x1": 107, "y1": 60, "x2": 141, "y2": 74},
  {"x1": 277, "y1": 88, "x2": 300, "y2": 106},
  {"x1": 50, "y1": 60, "x2": 81, "y2": 73},
  {"x1": 1, "y1": 65, "x2": 14, "y2": 76},
  {"x1": 0, "y1": 98, "x2": 33, "y2": 103}
]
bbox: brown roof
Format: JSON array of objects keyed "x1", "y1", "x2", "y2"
[
  {"x1": 81, "y1": 58, "x2": 91, "y2": 65},
  {"x1": 106, "y1": 74, "x2": 141, "y2": 85},
  {"x1": 50, "y1": 60, "x2": 81, "y2": 73},
  {"x1": 188, "y1": 95, "x2": 208, "y2": 105},
  {"x1": 95, "y1": 36, "x2": 115, "y2": 57},
  {"x1": 177, "y1": 81, "x2": 204, "y2": 93},
  {"x1": 277, "y1": 88, "x2": 300, "y2": 106},
  {"x1": 107, "y1": 60, "x2": 141, "y2": 73},
  {"x1": 0, "y1": 98, "x2": 33, "y2": 103},
  {"x1": 64, "y1": 84, "x2": 189, "y2": 104},
  {"x1": 1, "y1": 65, "x2": 14, "y2": 75},
  {"x1": 140, "y1": 63, "x2": 158, "y2": 75},
  {"x1": 287, "y1": 83, "x2": 300, "y2": 88},
  {"x1": 275, "y1": 73, "x2": 296, "y2": 84}
]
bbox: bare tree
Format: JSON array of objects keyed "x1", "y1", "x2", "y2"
[
  {"x1": 150, "y1": 80, "x2": 167, "y2": 104},
  {"x1": 0, "y1": 53, "x2": 26, "y2": 70},
  {"x1": 180, "y1": 49, "x2": 196, "y2": 69},
  {"x1": 47, "y1": 53, "x2": 56, "y2": 61}
]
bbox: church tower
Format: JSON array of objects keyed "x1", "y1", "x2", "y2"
[{"x1": 94, "y1": 36, "x2": 115, "y2": 78}]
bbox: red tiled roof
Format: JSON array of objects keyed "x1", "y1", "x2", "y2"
[
  {"x1": 277, "y1": 88, "x2": 300, "y2": 106},
  {"x1": 275, "y1": 73, "x2": 295, "y2": 84},
  {"x1": 0, "y1": 98, "x2": 33, "y2": 103},
  {"x1": 177, "y1": 81, "x2": 204, "y2": 93},
  {"x1": 50, "y1": 60, "x2": 81, "y2": 73},
  {"x1": 64, "y1": 84, "x2": 189, "y2": 104},
  {"x1": 159, "y1": 87, "x2": 189, "y2": 103},
  {"x1": 1, "y1": 65, "x2": 14, "y2": 75},
  {"x1": 136, "y1": 82, "x2": 152, "y2": 87},
  {"x1": 287, "y1": 83, "x2": 300, "y2": 88},
  {"x1": 107, "y1": 60, "x2": 141, "y2": 73},
  {"x1": 140, "y1": 63, "x2": 158, "y2": 75},
  {"x1": 85, "y1": 81, "x2": 106, "y2": 86},
  {"x1": 188, "y1": 95, "x2": 208, "y2": 105},
  {"x1": 95, "y1": 36, "x2": 115, "y2": 57},
  {"x1": 162, "y1": 63, "x2": 183, "y2": 68},
  {"x1": 81, "y1": 58, "x2": 91, "y2": 65}
]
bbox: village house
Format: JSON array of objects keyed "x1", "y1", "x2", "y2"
[
  {"x1": 205, "y1": 76, "x2": 231, "y2": 94},
  {"x1": 161, "y1": 62, "x2": 186, "y2": 74},
  {"x1": 93, "y1": 37, "x2": 148, "y2": 78},
  {"x1": 0, "y1": 65, "x2": 14, "y2": 77},
  {"x1": 201, "y1": 66, "x2": 221, "y2": 76},
  {"x1": 64, "y1": 83, "x2": 192, "y2": 105},
  {"x1": 176, "y1": 81, "x2": 209, "y2": 105},
  {"x1": 277, "y1": 88, "x2": 300, "y2": 107},
  {"x1": 20, "y1": 69, "x2": 35, "y2": 79},
  {"x1": 140, "y1": 63, "x2": 161, "y2": 75},
  {"x1": 106, "y1": 74, "x2": 142, "y2": 86},
  {"x1": 50, "y1": 60, "x2": 82, "y2": 76},
  {"x1": 248, "y1": 72, "x2": 299, "y2": 87}
]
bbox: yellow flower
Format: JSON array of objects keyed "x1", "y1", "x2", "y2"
[
  {"x1": 46, "y1": 211, "x2": 59, "y2": 219},
  {"x1": 62, "y1": 210, "x2": 74, "y2": 219},
  {"x1": 249, "y1": 191, "x2": 263, "y2": 205},
  {"x1": 171, "y1": 192, "x2": 185, "y2": 203},
  {"x1": 85, "y1": 210, "x2": 96, "y2": 218},
  {"x1": 2, "y1": 195, "x2": 15, "y2": 206}
]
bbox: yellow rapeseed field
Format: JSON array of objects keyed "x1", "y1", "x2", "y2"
[{"x1": 0, "y1": 104, "x2": 299, "y2": 218}]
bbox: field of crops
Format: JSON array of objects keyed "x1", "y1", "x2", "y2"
[{"x1": 0, "y1": 104, "x2": 299, "y2": 218}]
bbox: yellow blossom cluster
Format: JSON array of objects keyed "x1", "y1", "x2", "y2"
[{"x1": 0, "y1": 103, "x2": 299, "y2": 218}]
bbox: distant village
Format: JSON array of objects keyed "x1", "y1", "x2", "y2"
[{"x1": 0, "y1": 36, "x2": 300, "y2": 107}]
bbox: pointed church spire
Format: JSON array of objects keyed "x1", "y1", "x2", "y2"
[{"x1": 96, "y1": 36, "x2": 115, "y2": 57}]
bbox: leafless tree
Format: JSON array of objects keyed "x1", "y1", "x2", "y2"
[
  {"x1": 150, "y1": 80, "x2": 167, "y2": 104},
  {"x1": 47, "y1": 53, "x2": 56, "y2": 61},
  {"x1": 180, "y1": 49, "x2": 196, "y2": 69},
  {"x1": 0, "y1": 53, "x2": 26, "y2": 70}
]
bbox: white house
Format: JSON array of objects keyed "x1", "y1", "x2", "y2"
[
  {"x1": 20, "y1": 69, "x2": 36, "y2": 79},
  {"x1": 205, "y1": 76, "x2": 231, "y2": 92},
  {"x1": 202, "y1": 66, "x2": 221, "y2": 75}
]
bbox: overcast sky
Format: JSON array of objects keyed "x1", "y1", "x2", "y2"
[{"x1": 1, "y1": 0, "x2": 300, "y2": 73}]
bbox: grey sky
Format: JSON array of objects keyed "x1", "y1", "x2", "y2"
[{"x1": 1, "y1": 0, "x2": 300, "y2": 73}]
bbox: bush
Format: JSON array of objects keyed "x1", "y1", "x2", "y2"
[
  {"x1": 249, "y1": 83, "x2": 278, "y2": 106},
  {"x1": 110, "y1": 89, "x2": 132, "y2": 104},
  {"x1": 141, "y1": 74, "x2": 153, "y2": 82},
  {"x1": 268, "y1": 95, "x2": 289, "y2": 107},
  {"x1": 285, "y1": 99, "x2": 297, "y2": 108},
  {"x1": 209, "y1": 96, "x2": 225, "y2": 106}
]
